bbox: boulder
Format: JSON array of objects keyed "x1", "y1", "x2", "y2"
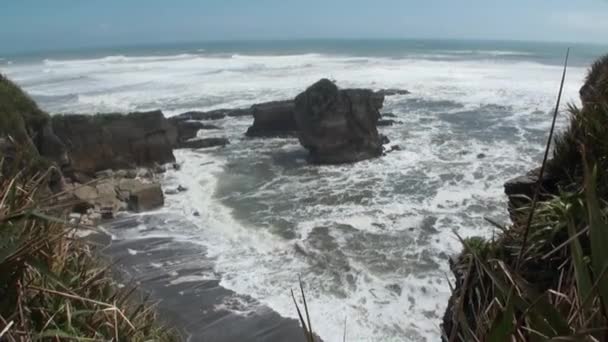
[
  {"x1": 52, "y1": 110, "x2": 176, "y2": 175},
  {"x1": 245, "y1": 100, "x2": 297, "y2": 137},
  {"x1": 178, "y1": 137, "x2": 229, "y2": 149},
  {"x1": 128, "y1": 183, "x2": 164, "y2": 212},
  {"x1": 294, "y1": 79, "x2": 384, "y2": 164}
]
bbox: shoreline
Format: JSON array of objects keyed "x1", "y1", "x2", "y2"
[{"x1": 97, "y1": 214, "x2": 311, "y2": 342}]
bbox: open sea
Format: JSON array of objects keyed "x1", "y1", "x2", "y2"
[{"x1": 2, "y1": 39, "x2": 607, "y2": 341}]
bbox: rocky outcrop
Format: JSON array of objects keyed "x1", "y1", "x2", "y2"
[
  {"x1": 378, "y1": 119, "x2": 400, "y2": 126},
  {"x1": 172, "y1": 111, "x2": 226, "y2": 121},
  {"x1": 294, "y1": 79, "x2": 385, "y2": 164},
  {"x1": 52, "y1": 110, "x2": 177, "y2": 175},
  {"x1": 376, "y1": 88, "x2": 410, "y2": 97},
  {"x1": 178, "y1": 137, "x2": 229, "y2": 149},
  {"x1": 245, "y1": 100, "x2": 297, "y2": 137},
  {"x1": 169, "y1": 119, "x2": 204, "y2": 144}
]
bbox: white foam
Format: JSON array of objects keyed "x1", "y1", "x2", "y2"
[{"x1": 2, "y1": 50, "x2": 591, "y2": 342}]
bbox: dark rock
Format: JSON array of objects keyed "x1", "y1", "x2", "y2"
[
  {"x1": 380, "y1": 135, "x2": 390, "y2": 145},
  {"x1": 71, "y1": 172, "x2": 93, "y2": 184},
  {"x1": 170, "y1": 119, "x2": 204, "y2": 143},
  {"x1": 52, "y1": 110, "x2": 176, "y2": 175},
  {"x1": 384, "y1": 144, "x2": 401, "y2": 154},
  {"x1": 200, "y1": 124, "x2": 221, "y2": 130},
  {"x1": 177, "y1": 185, "x2": 188, "y2": 192},
  {"x1": 504, "y1": 168, "x2": 559, "y2": 223},
  {"x1": 382, "y1": 112, "x2": 397, "y2": 118},
  {"x1": 173, "y1": 111, "x2": 225, "y2": 121},
  {"x1": 476, "y1": 153, "x2": 486, "y2": 159},
  {"x1": 178, "y1": 137, "x2": 229, "y2": 149},
  {"x1": 221, "y1": 108, "x2": 252, "y2": 117},
  {"x1": 245, "y1": 100, "x2": 297, "y2": 137},
  {"x1": 172, "y1": 163, "x2": 181, "y2": 171},
  {"x1": 128, "y1": 183, "x2": 164, "y2": 212},
  {"x1": 376, "y1": 88, "x2": 410, "y2": 97},
  {"x1": 193, "y1": 211, "x2": 200, "y2": 217},
  {"x1": 378, "y1": 119, "x2": 400, "y2": 126},
  {"x1": 294, "y1": 79, "x2": 384, "y2": 164}
]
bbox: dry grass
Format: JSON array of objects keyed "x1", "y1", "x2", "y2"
[{"x1": 0, "y1": 152, "x2": 177, "y2": 341}]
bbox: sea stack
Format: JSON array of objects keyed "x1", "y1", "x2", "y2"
[{"x1": 294, "y1": 78, "x2": 384, "y2": 164}]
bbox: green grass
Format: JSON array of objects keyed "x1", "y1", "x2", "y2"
[{"x1": 444, "y1": 54, "x2": 608, "y2": 341}]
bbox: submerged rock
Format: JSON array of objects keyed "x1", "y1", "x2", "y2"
[
  {"x1": 52, "y1": 110, "x2": 176, "y2": 175},
  {"x1": 376, "y1": 88, "x2": 410, "y2": 97},
  {"x1": 294, "y1": 79, "x2": 385, "y2": 164},
  {"x1": 172, "y1": 110, "x2": 225, "y2": 121},
  {"x1": 178, "y1": 137, "x2": 229, "y2": 149},
  {"x1": 245, "y1": 100, "x2": 297, "y2": 137},
  {"x1": 378, "y1": 119, "x2": 401, "y2": 126}
]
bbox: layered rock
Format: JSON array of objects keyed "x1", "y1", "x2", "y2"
[
  {"x1": 245, "y1": 100, "x2": 297, "y2": 137},
  {"x1": 52, "y1": 110, "x2": 177, "y2": 175},
  {"x1": 294, "y1": 79, "x2": 384, "y2": 164}
]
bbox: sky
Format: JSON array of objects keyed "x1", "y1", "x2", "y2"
[{"x1": 1, "y1": 0, "x2": 607, "y2": 54}]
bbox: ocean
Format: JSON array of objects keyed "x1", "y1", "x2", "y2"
[{"x1": 2, "y1": 39, "x2": 606, "y2": 341}]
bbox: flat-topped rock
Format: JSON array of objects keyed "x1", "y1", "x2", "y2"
[
  {"x1": 52, "y1": 110, "x2": 176, "y2": 175},
  {"x1": 245, "y1": 100, "x2": 297, "y2": 137}
]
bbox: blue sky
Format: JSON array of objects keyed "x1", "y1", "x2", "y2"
[{"x1": 1, "y1": 0, "x2": 607, "y2": 53}]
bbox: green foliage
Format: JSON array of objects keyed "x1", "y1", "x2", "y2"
[
  {"x1": 445, "y1": 53, "x2": 608, "y2": 341},
  {"x1": 0, "y1": 74, "x2": 49, "y2": 156}
]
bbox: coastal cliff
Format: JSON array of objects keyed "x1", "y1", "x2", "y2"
[
  {"x1": 442, "y1": 54, "x2": 608, "y2": 341},
  {"x1": 0, "y1": 75, "x2": 177, "y2": 341}
]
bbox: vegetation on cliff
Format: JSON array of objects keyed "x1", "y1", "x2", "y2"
[
  {"x1": 0, "y1": 75, "x2": 176, "y2": 340},
  {"x1": 443, "y1": 54, "x2": 608, "y2": 341}
]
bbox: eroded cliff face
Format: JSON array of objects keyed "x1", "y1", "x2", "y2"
[
  {"x1": 442, "y1": 55, "x2": 608, "y2": 340},
  {"x1": 51, "y1": 110, "x2": 177, "y2": 175},
  {"x1": 294, "y1": 79, "x2": 384, "y2": 164}
]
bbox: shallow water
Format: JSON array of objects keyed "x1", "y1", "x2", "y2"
[{"x1": 2, "y1": 40, "x2": 604, "y2": 341}]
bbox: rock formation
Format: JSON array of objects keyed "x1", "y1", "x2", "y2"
[
  {"x1": 245, "y1": 100, "x2": 297, "y2": 137},
  {"x1": 177, "y1": 137, "x2": 229, "y2": 149},
  {"x1": 52, "y1": 110, "x2": 177, "y2": 175},
  {"x1": 294, "y1": 79, "x2": 385, "y2": 164}
]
